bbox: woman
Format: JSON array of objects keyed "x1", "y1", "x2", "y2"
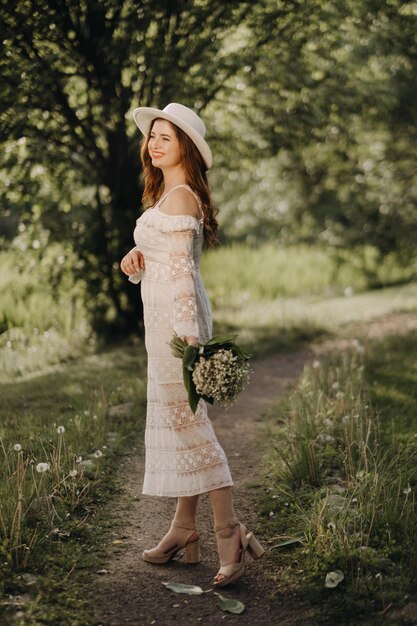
[{"x1": 120, "y1": 103, "x2": 264, "y2": 587}]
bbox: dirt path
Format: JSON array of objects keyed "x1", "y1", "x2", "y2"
[{"x1": 94, "y1": 312, "x2": 417, "y2": 626}]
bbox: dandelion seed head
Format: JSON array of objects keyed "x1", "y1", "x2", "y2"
[
  {"x1": 93, "y1": 450, "x2": 103, "y2": 458},
  {"x1": 312, "y1": 360, "x2": 321, "y2": 369},
  {"x1": 36, "y1": 462, "x2": 50, "y2": 473},
  {"x1": 69, "y1": 469, "x2": 78, "y2": 478},
  {"x1": 13, "y1": 444, "x2": 22, "y2": 452},
  {"x1": 57, "y1": 425, "x2": 65, "y2": 434}
]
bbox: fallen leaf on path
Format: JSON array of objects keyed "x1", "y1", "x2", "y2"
[
  {"x1": 324, "y1": 570, "x2": 344, "y2": 588},
  {"x1": 270, "y1": 538, "x2": 302, "y2": 550},
  {"x1": 162, "y1": 581, "x2": 203, "y2": 595},
  {"x1": 215, "y1": 592, "x2": 245, "y2": 614},
  {"x1": 112, "y1": 540, "x2": 124, "y2": 545}
]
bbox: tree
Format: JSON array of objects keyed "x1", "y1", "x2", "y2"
[
  {"x1": 211, "y1": 0, "x2": 417, "y2": 262},
  {"x1": 0, "y1": 0, "x2": 256, "y2": 335}
]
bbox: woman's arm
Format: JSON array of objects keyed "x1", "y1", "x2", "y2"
[{"x1": 168, "y1": 228, "x2": 199, "y2": 344}]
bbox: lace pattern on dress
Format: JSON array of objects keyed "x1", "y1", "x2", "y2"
[{"x1": 169, "y1": 229, "x2": 199, "y2": 338}]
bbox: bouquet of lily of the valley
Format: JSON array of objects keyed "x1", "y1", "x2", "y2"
[{"x1": 170, "y1": 334, "x2": 252, "y2": 413}]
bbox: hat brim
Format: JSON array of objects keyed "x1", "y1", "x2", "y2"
[{"x1": 132, "y1": 106, "x2": 212, "y2": 170}]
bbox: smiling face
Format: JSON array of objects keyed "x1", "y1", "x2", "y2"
[{"x1": 147, "y1": 119, "x2": 182, "y2": 170}]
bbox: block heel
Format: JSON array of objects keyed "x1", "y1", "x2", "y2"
[
  {"x1": 185, "y1": 539, "x2": 200, "y2": 564},
  {"x1": 247, "y1": 533, "x2": 265, "y2": 559}
]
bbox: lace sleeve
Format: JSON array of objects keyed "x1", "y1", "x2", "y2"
[{"x1": 169, "y1": 228, "x2": 199, "y2": 339}]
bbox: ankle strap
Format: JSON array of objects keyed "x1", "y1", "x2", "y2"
[
  {"x1": 172, "y1": 522, "x2": 196, "y2": 531},
  {"x1": 214, "y1": 519, "x2": 239, "y2": 532}
]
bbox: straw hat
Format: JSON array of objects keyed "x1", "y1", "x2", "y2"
[{"x1": 132, "y1": 102, "x2": 212, "y2": 170}]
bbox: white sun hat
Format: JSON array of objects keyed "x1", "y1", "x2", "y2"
[{"x1": 132, "y1": 102, "x2": 213, "y2": 170}]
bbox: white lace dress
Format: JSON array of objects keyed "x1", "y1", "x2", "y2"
[{"x1": 128, "y1": 184, "x2": 233, "y2": 497}]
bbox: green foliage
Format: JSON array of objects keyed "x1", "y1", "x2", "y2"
[
  {"x1": 0, "y1": 342, "x2": 147, "y2": 624},
  {"x1": 210, "y1": 0, "x2": 417, "y2": 260},
  {"x1": 262, "y1": 337, "x2": 417, "y2": 620},
  {"x1": 0, "y1": 0, "x2": 260, "y2": 335}
]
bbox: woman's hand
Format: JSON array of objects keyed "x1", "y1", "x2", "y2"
[{"x1": 120, "y1": 248, "x2": 145, "y2": 276}]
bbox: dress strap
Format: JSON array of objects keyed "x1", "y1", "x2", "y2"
[{"x1": 157, "y1": 184, "x2": 204, "y2": 221}]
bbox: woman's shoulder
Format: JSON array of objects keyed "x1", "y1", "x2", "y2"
[{"x1": 159, "y1": 185, "x2": 201, "y2": 220}]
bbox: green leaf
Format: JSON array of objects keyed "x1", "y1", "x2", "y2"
[
  {"x1": 215, "y1": 592, "x2": 245, "y2": 614},
  {"x1": 205, "y1": 334, "x2": 238, "y2": 346},
  {"x1": 162, "y1": 581, "x2": 203, "y2": 595},
  {"x1": 189, "y1": 380, "x2": 200, "y2": 414},
  {"x1": 232, "y1": 346, "x2": 251, "y2": 360},
  {"x1": 183, "y1": 345, "x2": 198, "y2": 371},
  {"x1": 170, "y1": 336, "x2": 186, "y2": 359},
  {"x1": 324, "y1": 570, "x2": 344, "y2": 588},
  {"x1": 270, "y1": 538, "x2": 302, "y2": 550}
]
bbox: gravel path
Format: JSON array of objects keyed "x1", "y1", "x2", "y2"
[{"x1": 94, "y1": 346, "x2": 318, "y2": 626}]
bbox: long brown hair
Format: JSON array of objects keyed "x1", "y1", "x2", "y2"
[{"x1": 140, "y1": 118, "x2": 219, "y2": 247}]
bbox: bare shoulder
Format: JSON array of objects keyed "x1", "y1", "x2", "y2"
[{"x1": 162, "y1": 187, "x2": 200, "y2": 218}]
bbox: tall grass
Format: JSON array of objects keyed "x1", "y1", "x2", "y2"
[
  {"x1": 0, "y1": 343, "x2": 147, "y2": 615},
  {"x1": 0, "y1": 239, "x2": 91, "y2": 381},
  {"x1": 202, "y1": 243, "x2": 417, "y2": 304},
  {"x1": 264, "y1": 343, "x2": 417, "y2": 618}
]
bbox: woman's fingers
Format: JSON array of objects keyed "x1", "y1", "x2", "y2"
[{"x1": 120, "y1": 250, "x2": 145, "y2": 275}]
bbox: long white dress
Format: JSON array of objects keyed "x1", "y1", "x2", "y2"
[{"x1": 129, "y1": 184, "x2": 233, "y2": 497}]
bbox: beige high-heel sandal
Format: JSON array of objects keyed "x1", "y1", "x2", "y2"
[
  {"x1": 213, "y1": 519, "x2": 265, "y2": 587},
  {"x1": 142, "y1": 522, "x2": 200, "y2": 565}
]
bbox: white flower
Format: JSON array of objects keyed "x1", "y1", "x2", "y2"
[
  {"x1": 57, "y1": 425, "x2": 65, "y2": 434},
  {"x1": 312, "y1": 360, "x2": 321, "y2": 369},
  {"x1": 13, "y1": 444, "x2": 22, "y2": 452},
  {"x1": 403, "y1": 485, "x2": 412, "y2": 495},
  {"x1": 332, "y1": 381, "x2": 339, "y2": 390},
  {"x1": 93, "y1": 450, "x2": 103, "y2": 458},
  {"x1": 36, "y1": 462, "x2": 50, "y2": 473},
  {"x1": 69, "y1": 469, "x2": 78, "y2": 478},
  {"x1": 269, "y1": 511, "x2": 275, "y2": 518},
  {"x1": 192, "y1": 349, "x2": 251, "y2": 407},
  {"x1": 75, "y1": 456, "x2": 82, "y2": 463}
]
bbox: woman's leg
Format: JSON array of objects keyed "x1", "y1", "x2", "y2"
[
  {"x1": 208, "y1": 486, "x2": 242, "y2": 582},
  {"x1": 144, "y1": 495, "x2": 199, "y2": 554}
]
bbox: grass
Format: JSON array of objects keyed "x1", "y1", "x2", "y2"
[
  {"x1": 1, "y1": 239, "x2": 417, "y2": 623},
  {"x1": 261, "y1": 333, "x2": 417, "y2": 623},
  {"x1": 0, "y1": 241, "x2": 91, "y2": 381},
  {"x1": 202, "y1": 243, "x2": 417, "y2": 302},
  {"x1": 202, "y1": 243, "x2": 417, "y2": 359},
  {"x1": 0, "y1": 341, "x2": 147, "y2": 625}
]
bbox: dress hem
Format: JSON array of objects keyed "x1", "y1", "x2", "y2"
[{"x1": 141, "y1": 480, "x2": 234, "y2": 498}]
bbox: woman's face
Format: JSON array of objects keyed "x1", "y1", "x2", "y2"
[{"x1": 148, "y1": 119, "x2": 181, "y2": 170}]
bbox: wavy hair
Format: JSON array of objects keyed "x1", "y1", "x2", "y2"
[{"x1": 140, "y1": 118, "x2": 219, "y2": 247}]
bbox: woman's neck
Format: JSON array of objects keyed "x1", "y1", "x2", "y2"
[{"x1": 161, "y1": 165, "x2": 186, "y2": 193}]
